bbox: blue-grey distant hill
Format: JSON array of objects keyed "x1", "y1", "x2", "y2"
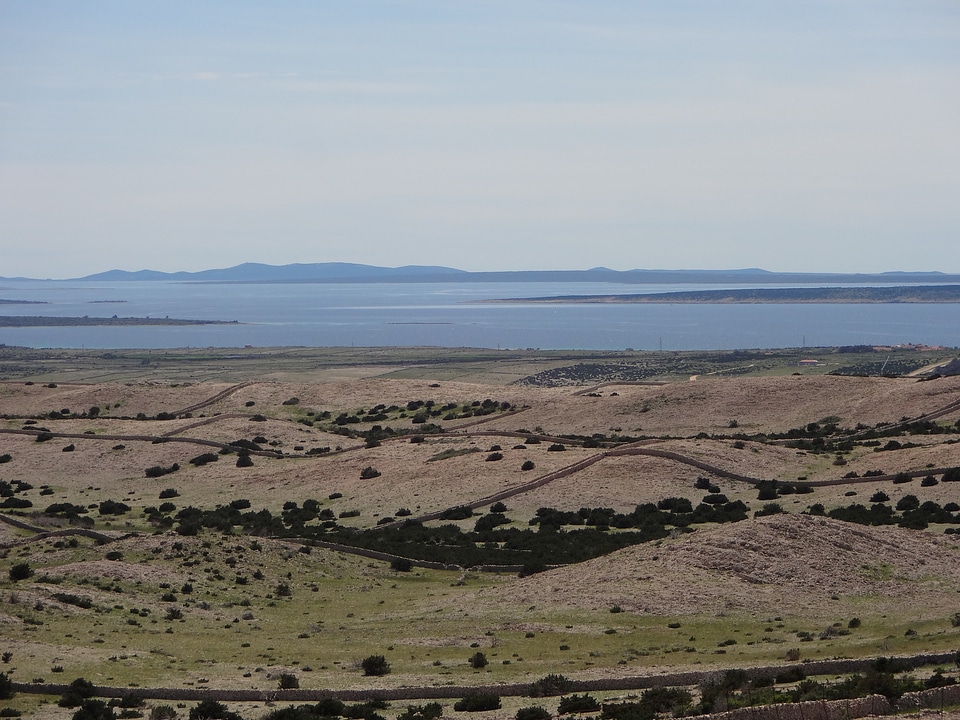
[
  {"x1": 4, "y1": 263, "x2": 959, "y2": 285},
  {"x1": 76, "y1": 262, "x2": 468, "y2": 283}
]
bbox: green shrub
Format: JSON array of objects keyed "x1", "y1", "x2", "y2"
[
  {"x1": 145, "y1": 464, "x2": 179, "y2": 479},
  {"x1": 359, "y1": 466, "x2": 381, "y2": 480},
  {"x1": 8, "y1": 562, "x2": 32, "y2": 583},
  {"x1": 468, "y1": 651, "x2": 488, "y2": 669},
  {"x1": 58, "y1": 678, "x2": 96, "y2": 708},
  {"x1": 278, "y1": 672, "x2": 299, "y2": 689},
  {"x1": 558, "y1": 694, "x2": 600, "y2": 714},
  {"x1": 397, "y1": 703, "x2": 442, "y2": 720},
  {"x1": 390, "y1": 557, "x2": 413, "y2": 572},
  {"x1": 454, "y1": 694, "x2": 500, "y2": 712},
  {"x1": 361, "y1": 655, "x2": 390, "y2": 676},
  {"x1": 188, "y1": 700, "x2": 241, "y2": 720},
  {"x1": 515, "y1": 707, "x2": 550, "y2": 720},
  {"x1": 529, "y1": 674, "x2": 571, "y2": 697},
  {"x1": 521, "y1": 460, "x2": 535, "y2": 471},
  {"x1": 98, "y1": 500, "x2": 131, "y2": 516},
  {"x1": 71, "y1": 699, "x2": 115, "y2": 720},
  {"x1": 0, "y1": 672, "x2": 13, "y2": 700}
]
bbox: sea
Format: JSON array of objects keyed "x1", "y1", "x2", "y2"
[{"x1": 1, "y1": 280, "x2": 959, "y2": 351}]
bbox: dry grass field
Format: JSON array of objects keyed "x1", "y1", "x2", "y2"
[{"x1": 1, "y1": 346, "x2": 959, "y2": 720}]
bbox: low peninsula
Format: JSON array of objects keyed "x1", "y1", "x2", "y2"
[
  {"x1": 487, "y1": 284, "x2": 960, "y2": 304},
  {"x1": 0, "y1": 315, "x2": 238, "y2": 327}
]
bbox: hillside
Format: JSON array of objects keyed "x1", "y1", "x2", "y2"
[
  {"x1": 1, "y1": 350, "x2": 959, "y2": 718},
  {"x1": 489, "y1": 514, "x2": 960, "y2": 617}
]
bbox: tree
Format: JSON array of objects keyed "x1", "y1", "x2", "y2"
[{"x1": 468, "y1": 651, "x2": 488, "y2": 669}]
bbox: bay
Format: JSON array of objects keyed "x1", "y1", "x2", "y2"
[{"x1": 0, "y1": 280, "x2": 958, "y2": 351}]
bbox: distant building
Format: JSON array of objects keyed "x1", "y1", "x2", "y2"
[{"x1": 798, "y1": 359, "x2": 819, "y2": 366}]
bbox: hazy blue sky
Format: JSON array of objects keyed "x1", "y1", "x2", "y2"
[{"x1": 2, "y1": 1, "x2": 958, "y2": 278}]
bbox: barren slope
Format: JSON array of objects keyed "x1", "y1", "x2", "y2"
[{"x1": 485, "y1": 514, "x2": 960, "y2": 618}]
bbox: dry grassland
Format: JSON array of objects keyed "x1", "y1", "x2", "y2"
[{"x1": 1, "y1": 347, "x2": 959, "y2": 719}]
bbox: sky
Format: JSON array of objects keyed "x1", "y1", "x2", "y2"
[{"x1": 1, "y1": 1, "x2": 959, "y2": 279}]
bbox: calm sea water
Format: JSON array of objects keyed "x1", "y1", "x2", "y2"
[{"x1": 0, "y1": 280, "x2": 958, "y2": 351}]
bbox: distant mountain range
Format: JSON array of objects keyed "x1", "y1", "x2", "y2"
[{"x1": 5, "y1": 262, "x2": 960, "y2": 285}]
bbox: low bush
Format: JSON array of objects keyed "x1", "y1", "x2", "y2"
[
  {"x1": 145, "y1": 464, "x2": 179, "y2": 479},
  {"x1": 515, "y1": 707, "x2": 550, "y2": 720},
  {"x1": 361, "y1": 655, "x2": 390, "y2": 676},
  {"x1": 454, "y1": 694, "x2": 500, "y2": 712},
  {"x1": 529, "y1": 673, "x2": 572, "y2": 697},
  {"x1": 558, "y1": 694, "x2": 601, "y2": 714}
]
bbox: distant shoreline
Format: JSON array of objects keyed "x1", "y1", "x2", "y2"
[
  {"x1": 0, "y1": 316, "x2": 238, "y2": 327},
  {"x1": 482, "y1": 285, "x2": 960, "y2": 304}
]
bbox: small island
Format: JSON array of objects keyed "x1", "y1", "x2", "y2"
[
  {"x1": 486, "y1": 285, "x2": 960, "y2": 304},
  {"x1": 0, "y1": 316, "x2": 238, "y2": 327}
]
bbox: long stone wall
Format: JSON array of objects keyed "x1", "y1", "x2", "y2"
[{"x1": 10, "y1": 651, "x2": 957, "y2": 706}]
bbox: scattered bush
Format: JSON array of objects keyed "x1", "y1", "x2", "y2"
[
  {"x1": 0, "y1": 672, "x2": 12, "y2": 700},
  {"x1": 359, "y1": 466, "x2": 381, "y2": 480},
  {"x1": 529, "y1": 673, "x2": 572, "y2": 697},
  {"x1": 396, "y1": 703, "x2": 442, "y2": 720},
  {"x1": 558, "y1": 694, "x2": 600, "y2": 714},
  {"x1": 454, "y1": 694, "x2": 500, "y2": 712},
  {"x1": 58, "y1": 678, "x2": 96, "y2": 708},
  {"x1": 278, "y1": 673, "x2": 299, "y2": 689},
  {"x1": 360, "y1": 655, "x2": 391, "y2": 676},
  {"x1": 236, "y1": 455, "x2": 254, "y2": 468},
  {"x1": 145, "y1": 464, "x2": 179, "y2": 479},
  {"x1": 390, "y1": 557, "x2": 413, "y2": 572},
  {"x1": 515, "y1": 707, "x2": 550, "y2": 720},
  {"x1": 71, "y1": 698, "x2": 116, "y2": 720},
  {"x1": 187, "y1": 700, "x2": 242, "y2": 720},
  {"x1": 521, "y1": 460, "x2": 535, "y2": 471},
  {"x1": 98, "y1": 500, "x2": 130, "y2": 516},
  {"x1": 468, "y1": 651, "x2": 488, "y2": 669},
  {"x1": 8, "y1": 562, "x2": 32, "y2": 583}
]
